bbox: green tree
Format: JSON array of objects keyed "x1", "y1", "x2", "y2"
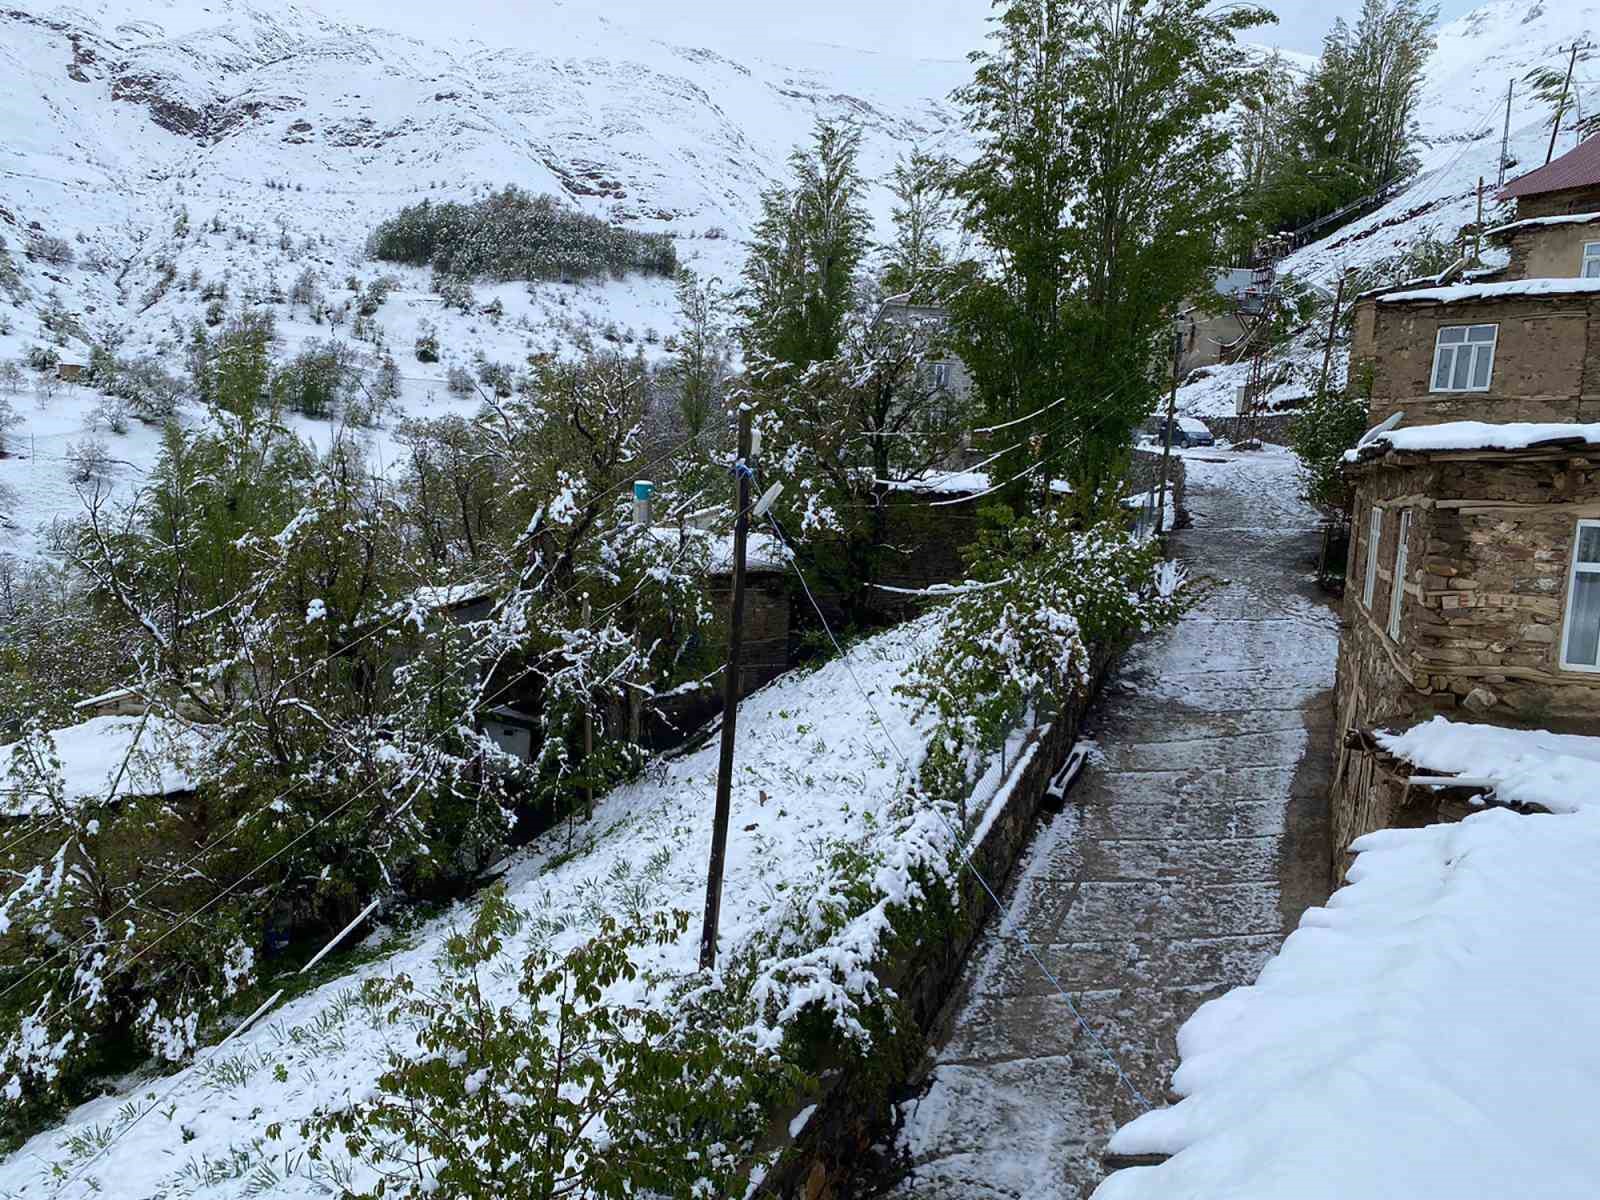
[
  {"x1": 668, "y1": 270, "x2": 727, "y2": 440},
  {"x1": 951, "y1": 0, "x2": 1270, "y2": 505},
  {"x1": 739, "y1": 121, "x2": 872, "y2": 381},
  {"x1": 882, "y1": 150, "x2": 956, "y2": 303}
]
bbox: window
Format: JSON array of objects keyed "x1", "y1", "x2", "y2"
[
  {"x1": 1362, "y1": 504, "x2": 1383, "y2": 610},
  {"x1": 1585, "y1": 242, "x2": 1600, "y2": 279},
  {"x1": 933, "y1": 362, "x2": 952, "y2": 389},
  {"x1": 1561, "y1": 521, "x2": 1600, "y2": 672},
  {"x1": 1388, "y1": 509, "x2": 1411, "y2": 639},
  {"x1": 1429, "y1": 324, "x2": 1498, "y2": 393}
]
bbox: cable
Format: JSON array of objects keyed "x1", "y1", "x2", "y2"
[{"x1": 765, "y1": 512, "x2": 1154, "y2": 1112}]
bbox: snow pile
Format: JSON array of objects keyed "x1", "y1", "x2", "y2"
[
  {"x1": 1347, "y1": 420, "x2": 1600, "y2": 460},
  {"x1": 1378, "y1": 277, "x2": 1600, "y2": 304},
  {"x1": 1097, "y1": 803, "x2": 1600, "y2": 1200},
  {"x1": 1374, "y1": 716, "x2": 1600, "y2": 813},
  {"x1": 0, "y1": 715, "x2": 216, "y2": 816}
]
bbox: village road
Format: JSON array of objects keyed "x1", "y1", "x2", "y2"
[{"x1": 882, "y1": 446, "x2": 1340, "y2": 1200}]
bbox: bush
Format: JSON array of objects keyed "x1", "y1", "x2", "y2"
[
  {"x1": 0, "y1": 395, "x2": 20, "y2": 454},
  {"x1": 1291, "y1": 375, "x2": 1371, "y2": 519},
  {"x1": 26, "y1": 234, "x2": 74, "y2": 267},
  {"x1": 65, "y1": 435, "x2": 111, "y2": 482},
  {"x1": 275, "y1": 340, "x2": 355, "y2": 420},
  {"x1": 432, "y1": 272, "x2": 476, "y2": 314},
  {"x1": 89, "y1": 395, "x2": 130, "y2": 435},
  {"x1": 370, "y1": 187, "x2": 677, "y2": 284},
  {"x1": 302, "y1": 896, "x2": 799, "y2": 1200},
  {"x1": 108, "y1": 356, "x2": 185, "y2": 421},
  {"x1": 414, "y1": 322, "x2": 440, "y2": 363},
  {"x1": 445, "y1": 365, "x2": 475, "y2": 397},
  {"x1": 0, "y1": 362, "x2": 22, "y2": 394}
]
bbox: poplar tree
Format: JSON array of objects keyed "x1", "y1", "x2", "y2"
[
  {"x1": 738, "y1": 121, "x2": 871, "y2": 381},
  {"x1": 951, "y1": 0, "x2": 1269, "y2": 504}
]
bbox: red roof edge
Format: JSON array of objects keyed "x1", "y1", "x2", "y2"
[{"x1": 1496, "y1": 134, "x2": 1600, "y2": 202}]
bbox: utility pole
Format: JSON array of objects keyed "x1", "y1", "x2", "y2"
[
  {"x1": 1155, "y1": 321, "x2": 1180, "y2": 536},
  {"x1": 1498, "y1": 79, "x2": 1514, "y2": 188},
  {"x1": 700, "y1": 405, "x2": 752, "y2": 970},
  {"x1": 1317, "y1": 268, "x2": 1355, "y2": 404},
  {"x1": 1547, "y1": 43, "x2": 1585, "y2": 166},
  {"x1": 1475, "y1": 177, "x2": 1485, "y2": 263}
]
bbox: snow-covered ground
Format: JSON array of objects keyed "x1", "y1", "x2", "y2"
[
  {"x1": 1098, "y1": 798, "x2": 1600, "y2": 1200},
  {"x1": 0, "y1": 609, "x2": 1052, "y2": 1197}
]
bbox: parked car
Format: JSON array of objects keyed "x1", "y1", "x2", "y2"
[{"x1": 1153, "y1": 415, "x2": 1215, "y2": 448}]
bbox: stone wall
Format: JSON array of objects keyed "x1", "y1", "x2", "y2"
[
  {"x1": 757, "y1": 653, "x2": 1113, "y2": 1199},
  {"x1": 1330, "y1": 447, "x2": 1600, "y2": 871},
  {"x1": 1196, "y1": 413, "x2": 1299, "y2": 446},
  {"x1": 1352, "y1": 294, "x2": 1600, "y2": 428},
  {"x1": 1127, "y1": 445, "x2": 1188, "y2": 520}
]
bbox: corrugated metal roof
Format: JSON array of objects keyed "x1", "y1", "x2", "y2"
[{"x1": 1497, "y1": 134, "x2": 1600, "y2": 200}]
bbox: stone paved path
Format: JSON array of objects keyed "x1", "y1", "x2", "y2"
[{"x1": 883, "y1": 447, "x2": 1340, "y2": 1200}]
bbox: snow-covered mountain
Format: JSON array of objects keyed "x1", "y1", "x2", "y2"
[{"x1": 4, "y1": 0, "x2": 1600, "y2": 543}]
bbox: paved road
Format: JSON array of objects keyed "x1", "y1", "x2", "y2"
[{"x1": 883, "y1": 447, "x2": 1339, "y2": 1200}]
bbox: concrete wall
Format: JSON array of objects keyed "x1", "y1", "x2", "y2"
[
  {"x1": 1355, "y1": 295, "x2": 1600, "y2": 428},
  {"x1": 1331, "y1": 449, "x2": 1600, "y2": 870},
  {"x1": 1178, "y1": 308, "x2": 1247, "y2": 376}
]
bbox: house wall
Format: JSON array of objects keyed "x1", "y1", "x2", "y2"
[
  {"x1": 1513, "y1": 183, "x2": 1600, "y2": 221},
  {"x1": 1178, "y1": 308, "x2": 1247, "y2": 376},
  {"x1": 1356, "y1": 295, "x2": 1600, "y2": 428},
  {"x1": 1499, "y1": 218, "x2": 1600, "y2": 281},
  {"x1": 1331, "y1": 449, "x2": 1600, "y2": 872}
]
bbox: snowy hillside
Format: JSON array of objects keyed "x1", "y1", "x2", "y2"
[
  {"x1": 0, "y1": 0, "x2": 971, "y2": 556},
  {"x1": 1178, "y1": 0, "x2": 1600, "y2": 418}
]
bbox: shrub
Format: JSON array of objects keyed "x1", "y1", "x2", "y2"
[
  {"x1": 432, "y1": 271, "x2": 476, "y2": 314},
  {"x1": 414, "y1": 322, "x2": 440, "y2": 363},
  {"x1": 108, "y1": 356, "x2": 186, "y2": 421},
  {"x1": 370, "y1": 187, "x2": 677, "y2": 284},
  {"x1": 476, "y1": 359, "x2": 513, "y2": 399},
  {"x1": 445, "y1": 365, "x2": 475, "y2": 397},
  {"x1": 0, "y1": 395, "x2": 20, "y2": 454},
  {"x1": 26, "y1": 234, "x2": 74, "y2": 267},
  {"x1": 65, "y1": 435, "x2": 112, "y2": 482},
  {"x1": 275, "y1": 340, "x2": 355, "y2": 420},
  {"x1": 89, "y1": 395, "x2": 130, "y2": 435},
  {"x1": 0, "y1": 362, "x2": 22, "y2": 394},
  {"x1": 302, "y1": 896, "x2": 799, "y2": 1200},
  {"x1": 1292, "y1": 372, "x2": 1371, "y2": 520}
]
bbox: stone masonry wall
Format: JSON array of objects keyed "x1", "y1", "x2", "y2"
[
  {"x1": 1498, "y1": 217, "x2": 1600, "y2": 282},
  {"x1": 1331, "y1": 449, "x2": 1600, "y2": 869}
]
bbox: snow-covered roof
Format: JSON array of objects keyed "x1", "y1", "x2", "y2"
[
  {"x1": 1097, "y1": 803, "x2": 1600, "y2": 1200},
  {"x1": 1497, "y1": 132, "x2": 1600, "y2": 200},
  {"x1": 410, "y1": 581, "x2": 498, "y2": 610},
  {"x1": 644, "y1": 525, "x2": 789, "y2": 574},
  {"x1": 1376, "y1": 276, "x2": 1600, "y2": 305},
  {"x1": 1374, "y1": 716, "x2": 1600, "y2": 814},
  {"x1": 1345, "y1": 420, "x2": 1600, "y2": 463},
  {"x1": 1483, "y1": 209, "x2": 1600, "y2": 239},
  {"x1": 0, "y1": 715, "x2": 217, "y2": 816},
  {"x1": 885, "y1": 470, "x2": 1073, "y2": 498}
]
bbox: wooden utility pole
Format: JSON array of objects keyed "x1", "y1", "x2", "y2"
[
  {"x1": 1546, "y1": 43, "x2": 1584, "y2": 166},
  {"x1": 1498, "y1": 80, "x2": 1514, "y2": 187},
  {"x1": 582, "y1": 596, "x2": 594, "y2": 820},
  {"x1": 1155, "y1": 321, "x2": 1180, "y2": 536},
  {"x1": 1476, "y1": 177, "x2": 1486, "y2": 262},
  {"x1": 1317, "y1": 268, "x2": 1354, "y2": 403},
  {"x1": 700, "y1": 405, "x2": 753, "y2": 970}
]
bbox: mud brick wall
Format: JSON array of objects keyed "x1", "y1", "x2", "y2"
[
  {"x1": 1513, "y1": 184, "x2": 1600, "y2": 221},
  {"x1": 1497, "y1": 218, "x2": 1600, "y2": 282},
  {"x1": 1331, "y1": 449, "x2": 1600, "y2": 869},
  {"x1": 1352, "y1": 294, "x2": 1600, "y2": 429}
]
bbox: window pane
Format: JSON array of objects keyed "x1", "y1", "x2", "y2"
[
  {"x1": 1451, "y1": 348, "x2": 1472, "y2": 390},
  {"x1": 1565, "y1": 573, "x2": 1600, "y2": 667},
  {"x1": 1579, "y1": 525, "x2": 1600, "y2": 565},
  {"x1": 1439, "y1": 327, "x2": 1467, "y2": 344},
  {"x1": 1468, "y1": 325, "x2": 1497, "y2": 343},
  {"x1": 1587, "y1": 259, "x2": 1600, "y2": 279},
  {"x1": 1470, "y1": 346, "x2": 1492, "y2": 389},
  {"x1": 1433, "y1": 347, "x2": 1453, "y2": 390}
]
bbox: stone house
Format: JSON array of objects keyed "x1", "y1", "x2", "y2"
[
  {"x1": 874, "y1": 295, "x2": 974, "y2": 409},
  {"x1": 1331, "y1": 135, "x2": 1600, "y2": 876},
  {"x1": 1176, "y1": 266, "x2": 1262, "y2": 377}
]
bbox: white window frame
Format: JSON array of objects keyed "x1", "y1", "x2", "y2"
[
  {"x1": 1584, "y1": 241, "x2": 1600, "y2": 279},
  {"x1": 1362, "y1": 504, "x2": 1383, "y2": 610},
  {"x1": 1429, "y1": 324, "x2": 1498, "y2": 393},
  {"x1": 1560, "y1": 519, "x2": 1600, "y2": 673},
  {"x1": 1387, "y1": 509, "x2": 1411, "y2": 640},
  {"x1": 933, "y1": 361, "x2": 952, "y2": 389}
]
